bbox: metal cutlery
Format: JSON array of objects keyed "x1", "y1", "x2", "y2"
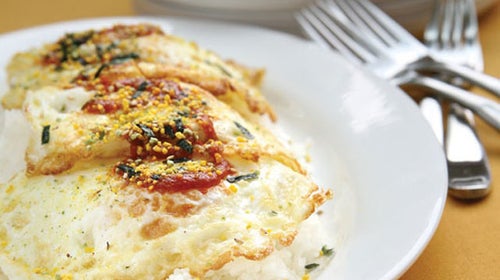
[
  {"x1": 296, "y1": 0, "x2": 500, "y2": 130},
  {"x1": 446, "y1": 103, "x2": 491, "y2": 198},
  {"x1": 420, "y1": 97, "x2": 444, "y2": 145},
  {"x1": 423, "y1": 0, "x2": 490, "y2": 199},
  {"x1": 332, "y1": 0, "x2": 500, "y2": 97}
]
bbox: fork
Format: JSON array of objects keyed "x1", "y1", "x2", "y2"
[
  {"x1": 424, "y1": 0, "x2": 490, "y2": 199},
  {"x1": 325, "y1": 0, "x2": 500, "y2": 98},
  {"x1": 296, "y1": 0, "x2": 500, "y2": 130}
]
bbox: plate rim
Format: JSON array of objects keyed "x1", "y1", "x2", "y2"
[{"x1": 0, "y1": 16, "x2": 448, "y2": 280}]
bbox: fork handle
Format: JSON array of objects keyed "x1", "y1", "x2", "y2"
[
  {"x1": 415, "y1": 62, "x2": 500, "y2": 98},
  {"x1": 405, "y1": 76, "x2": 500, "y2": 131}
]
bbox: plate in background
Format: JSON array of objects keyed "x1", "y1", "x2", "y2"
[{"x1": 133, "y1": 0, "x2": 499, "y2": 35}]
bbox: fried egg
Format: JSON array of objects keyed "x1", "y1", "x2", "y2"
[
  {"x1": 2, "y1": 24, "x2": 274, "y2": 121},
  {"x1": 0, "y1": 24, "x2": 332, "y2": 279},
  {"x1": 1, "y1": 156, "x2": 330, "y2": 279}
]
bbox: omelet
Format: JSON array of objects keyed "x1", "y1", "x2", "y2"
[{"x1": 0, "y1": 24, "x2": 332, "y2": 279}]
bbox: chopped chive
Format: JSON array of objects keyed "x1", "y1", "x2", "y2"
[
  {"x1": 177, "y1": 111, "x2": 189, "y2": 117},
  {"x1": 105, "y1": 41, "x2": 118, "y2": 52},
  {"x1": 117, "y1": 164, "x2": 139, "y2": 177},
  {"x1": 204, "y1": 60, "x2": 232, "y2": 77},
  {"x1": 137, "y1": 81, "x2": 149, "y2": 91},
  {"x1": 132, "y1": 81, "x2": 149, "y2": 99},
  {"x1": 59, "y1": 41, "x2": 69, "y2": 63},
  {"x1": 70, "y1": 31, "x2": 94, "y2": 46},
  {"x1": 98, "y1": 131, "x2": 106, "y2": 140},
  {"x1": 226, "y1": 172, "x2": 259, "y2": 183},
  {"x1": 172, "y1": 157, "x2": 190, "y2": 163},
  {"x1": 110, "y1": 53, "x2": 140, "y2": 65},
  {"x1": 95, "y1": 44, "x2": 103, "y2": 60},
  {"x1": 234, "y1": 121, "x2": 254, "y2": 139},
  {"x1": 177, "y1": 139, "x2": 193, "y2": 154},
  {"x1": 94, "y1": 63, "x2": 109, "y2": 79},
  {"x1": 136, "y1": 123, "x2": 155, "y2": 138},
  {"x1": 215, "y1": 64, "x2": 232, "y2": 77},
  {"x1": 41, "y1": 125, "x2": 51, "y2": 145},
  {"x1": 164, "y1": 125, "x2": 175, "y2": 139},
  {"x1": 321, "y1": 245, "x2": 334, "y2": 257},
  {"x1": 174, "y1": 118, "x2": 184, "y2": 132},
  {"x1": 131, "y1": 91, "x2": 143, "y2": 99},
  {"x1": 305, "y1": 263, "x2": 320, "y2": 270}
]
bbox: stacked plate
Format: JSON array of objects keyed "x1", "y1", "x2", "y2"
[
  {"x1": 133, "y1": 0, "x2": 498, "y2": 36},
  {"x1": 372, "y1": 0, "x2": 498, "y2": 34},
  {"x1": 133, "y1": 0, "x2": 312, "y2": 34}
]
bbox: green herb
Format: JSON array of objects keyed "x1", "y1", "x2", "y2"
[
  {"x1": 177, "y1": 110, "x2": 190, "y2": 117},
  {"x1": 60, "y1": 41, "x2": 69, "y2": 63},
  {"x1": 131, "y1": 91, "x2": 143, "y2": 99},
  {"x1": 305, "y1": 263, "x2": 320, "y2": 270},
  {"x1": 177, "y1": 139, "x2": 193, "y2": 154},
  {"x1": 204, "y1": 59, "x2": 232, "y2": 77},
  {"x1": 269, "y1": 210, "x2": 278, "y2": 216},
  {"x1": 151, "y1": 174, "x2": 161, "y2": 180},
  {"x1": 174, "y1": 118, "x2": 184, "y2": 132},
  {"x1": 132, "y1": 81, "x2": 149, "y2": 99},
  {"x1": 70, "y1": 31, "x2": 94, "y2": 47},
  {"x1": 321, "y1": 245, "x2": 334, "y2": 257},
  {"x1": 117, "y1": 164, "x2": 139, "y2": 177},
  {"x1": 95, "y1": 44, "x2": 103, "y2": 60},
  {"x1": 136, "y1": 123, "x2": 155, "y2": 138},
  {"x1": 41, "y1": 125, "x2": 51, "y2": 145},
  {"x1": 110, "y1": 53, "x2": 140, "y2": 64},
  {"x1": 137, "y1": 81, "x2": 149, "y2": 91},
  {"x1": 98, "y1": 131, "x2": 106, "y2": 140},
  {"x1": 172, "y1": 157, "x2": 190, "y2": 163},
  {"x1": 164, "y1": 124, "x2": 175, "y2": 139},
  {"x1": 226, "y1": 171, "x2": 259, "y2": 183},
  {"x1": 94, "y1": 63, "x2": 109, "y2": 79},
  {"x1": 105, "y1": 41, "x2": 118, "y2": 52},
  {"x1": 58, "y1": 31, "x2": 94, "y2": 66},
  {"x1": 215, "y1": 64, "x2": 232, "y2": 77},
  {"x1": 234, "y1": 121, "x2": 254, "y2": 139}
]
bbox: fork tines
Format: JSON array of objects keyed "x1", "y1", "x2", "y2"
[
  {"x1": 297, "y1": 0, "x2": 426, "y2": 63},
  {"x1": 297, "y1": 0, "x2": 382, "y2": 64}
]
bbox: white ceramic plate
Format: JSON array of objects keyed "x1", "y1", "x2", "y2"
[
  {"x1": 134, "y1": 0, "x2": 499, "y2": 36},
  {"x1": 0, "y1": 17, "x2": 447, "y2": 280}
]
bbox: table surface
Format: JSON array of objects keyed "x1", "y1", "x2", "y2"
[{"x1": 1, "y1": 1, "x2": 499, "y2": 279}]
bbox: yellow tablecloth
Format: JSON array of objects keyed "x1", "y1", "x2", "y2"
[
  {"x1": 1, "y1": 1, "x2": 499, "y2": 279},
  {"x1": 402, "y1": 5, "x2": 500, "y2": 279}
]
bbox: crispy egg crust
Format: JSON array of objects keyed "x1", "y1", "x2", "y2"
[{"x1": 0, "y1": 24, "x2": 332, "y2": 279}]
